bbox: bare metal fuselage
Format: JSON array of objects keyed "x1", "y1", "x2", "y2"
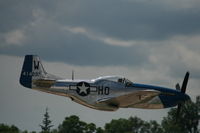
[
  {"x1": 20, "y1": 55, "x2": 190, "y2": 111},
  {"x1": 32, "y1": 77, "x2": 174, "y2": 111}
]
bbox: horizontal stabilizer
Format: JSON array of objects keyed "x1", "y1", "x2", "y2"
[
  {"x1": 33, "y1": 79, "x2": 55, "y2": 88},
  {"x1": 20, "y1": 55, "x2": 61, "y2": 88}
]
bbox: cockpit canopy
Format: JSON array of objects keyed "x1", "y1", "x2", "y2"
[{"x1": 94, "y1": 76, "x2": 133, "y2": 87}]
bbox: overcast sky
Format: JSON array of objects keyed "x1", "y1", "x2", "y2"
[{"x1": 0, "y1": 0, "x2": 200, "y2": 132}]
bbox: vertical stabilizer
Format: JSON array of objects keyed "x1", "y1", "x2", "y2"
[{"x1": 20, "y1": 55, "x2": 47, "y2": 88}]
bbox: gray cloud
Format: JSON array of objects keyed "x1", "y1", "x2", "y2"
[
  {"x1": 0, "y1": 0, "x2": 200, "y2": 76},
  {"x1": 1, "y1": 0, "x2": 200, "y2": 41},
  {"x1": 52, "y1": 0, "x2": 200, "y2": 40},
  {"x1": 0, "y1": 34, "x2": 149, "y2": 66},
  {"x1": 0, "y1": 11, "x2": 150, "y2": 66},
  {"x1": 0, "y1": 1, "x2": 200, "y2": 132}
]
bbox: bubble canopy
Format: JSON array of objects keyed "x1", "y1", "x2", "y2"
[{"x1": 93, "y1": 76, "x2": 133, "y2": 86}]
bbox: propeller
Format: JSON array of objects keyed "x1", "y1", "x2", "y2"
[
  {"x1": 181, "y1": 71, "x2": 189, "y2": 93},
  {"x1": 72, "y1": 70, "x2": 74, "y2": 80},
  {"x1": 176, "y1": 71, "x2": 190, "y2": 119}
]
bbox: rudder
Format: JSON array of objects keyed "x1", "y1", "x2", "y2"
[{"x1": 20, "y1": 55, "x2": 47, "y2": 88}]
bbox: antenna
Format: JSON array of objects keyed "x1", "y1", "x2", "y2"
[{"x1": 72, "y1": 70, "x2": 74, "y2": 80}]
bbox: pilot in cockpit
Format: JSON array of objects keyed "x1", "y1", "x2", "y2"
[
  {"x1": 118, "y1": 78, "x2": 125, "y2": 84},
  {"x1": 118, "y1": 78, "x2": 132, "y2": 87},
  {"x1": 118, "y1": 78, "x2": 123, "y2": 83}
]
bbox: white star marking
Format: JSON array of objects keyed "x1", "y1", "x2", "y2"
[{"x1": 78, "y1": 82, "x2": 89, "y2": 94}]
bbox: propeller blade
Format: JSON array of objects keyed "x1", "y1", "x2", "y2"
[
  {"x1": 176, "y1": 72, "x2": 190, "y2": 121},
  {"x1": 72, "y1": 70, "x2": 74, "y2": 80},
  {"x1": 176, "y1": 103, "x2": 182, "y2": 120},
  {"x1": 181, "y1": 71, "x2": 189, "y2": 93},
  {"x1": 176, "y1": 83, "x2": 181, "y2": 91}
]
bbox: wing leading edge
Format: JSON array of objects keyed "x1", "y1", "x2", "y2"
[{"x1": 97, "y1": 90, "x2": 164, "y2": 109}]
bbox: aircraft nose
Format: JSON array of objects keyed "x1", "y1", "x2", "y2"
[{"x1": 184, "y1": 93, "x2": 191, "y2": 101}]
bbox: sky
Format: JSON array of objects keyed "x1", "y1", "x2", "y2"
[{"x1": 0, "y1": 0, "x2": 200, "y2": 132}]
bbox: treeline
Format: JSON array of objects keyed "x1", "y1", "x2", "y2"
[{"x1": 1, "y1": 96, "x2": 199, "y2": 133}]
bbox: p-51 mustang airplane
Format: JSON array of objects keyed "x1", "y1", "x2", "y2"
[{"x1": 20, "y1": 55, "x2": 190, "y2": 112}]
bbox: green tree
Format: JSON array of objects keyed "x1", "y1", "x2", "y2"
[
  {"x1": 96, "y1": 127, "x2": 104, "y2": 133},
  {"x1": 58, "y1": 115, "x2": 97, "y2": 133},
  {"x1": 85, "y1": 123, "x2": 96, "y2": 133},
  {"x1": 138, "y1": 120, "x2": 163, "y2": 133},
  {"x1": 104, "y1": 116, "x2": 163, "y2": 133},
  {"x1": 0, "y1": 123, "x2": 19, "y2": 133},
  {"x1": 40, "y1": 108, "x2": 53, "y2": 133},
  {"x1": 129, "y1": 116, "x2": 145, "y2": 133},
  {"x1": 162, "y1": 97, "x2": 200, "y2": 133},
  {"x1": 148, "y1": 120, "x2": 164, "y2": 133},
  {"x1": 104, "y1": 118, "x2": 132, "y2": 133}
]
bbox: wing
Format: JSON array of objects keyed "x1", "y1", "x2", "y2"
[
  {"x1": 32, "y1": 79, "x2": 56, "y2": 88},
  {"x1": 97, "y1": 90, "x2": 163, "y2": 109}
]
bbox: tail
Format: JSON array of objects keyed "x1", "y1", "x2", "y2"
[{"x1": 20, "y1": 55, "x2": 59, "y2": 88}]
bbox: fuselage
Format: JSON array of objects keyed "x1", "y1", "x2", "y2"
[
  {"x1": 31, "y1": 76, "x2": 190, "y2": 111},
  {"x1": 20, "y1": 55, "x2": 190, "y2": 111}
]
